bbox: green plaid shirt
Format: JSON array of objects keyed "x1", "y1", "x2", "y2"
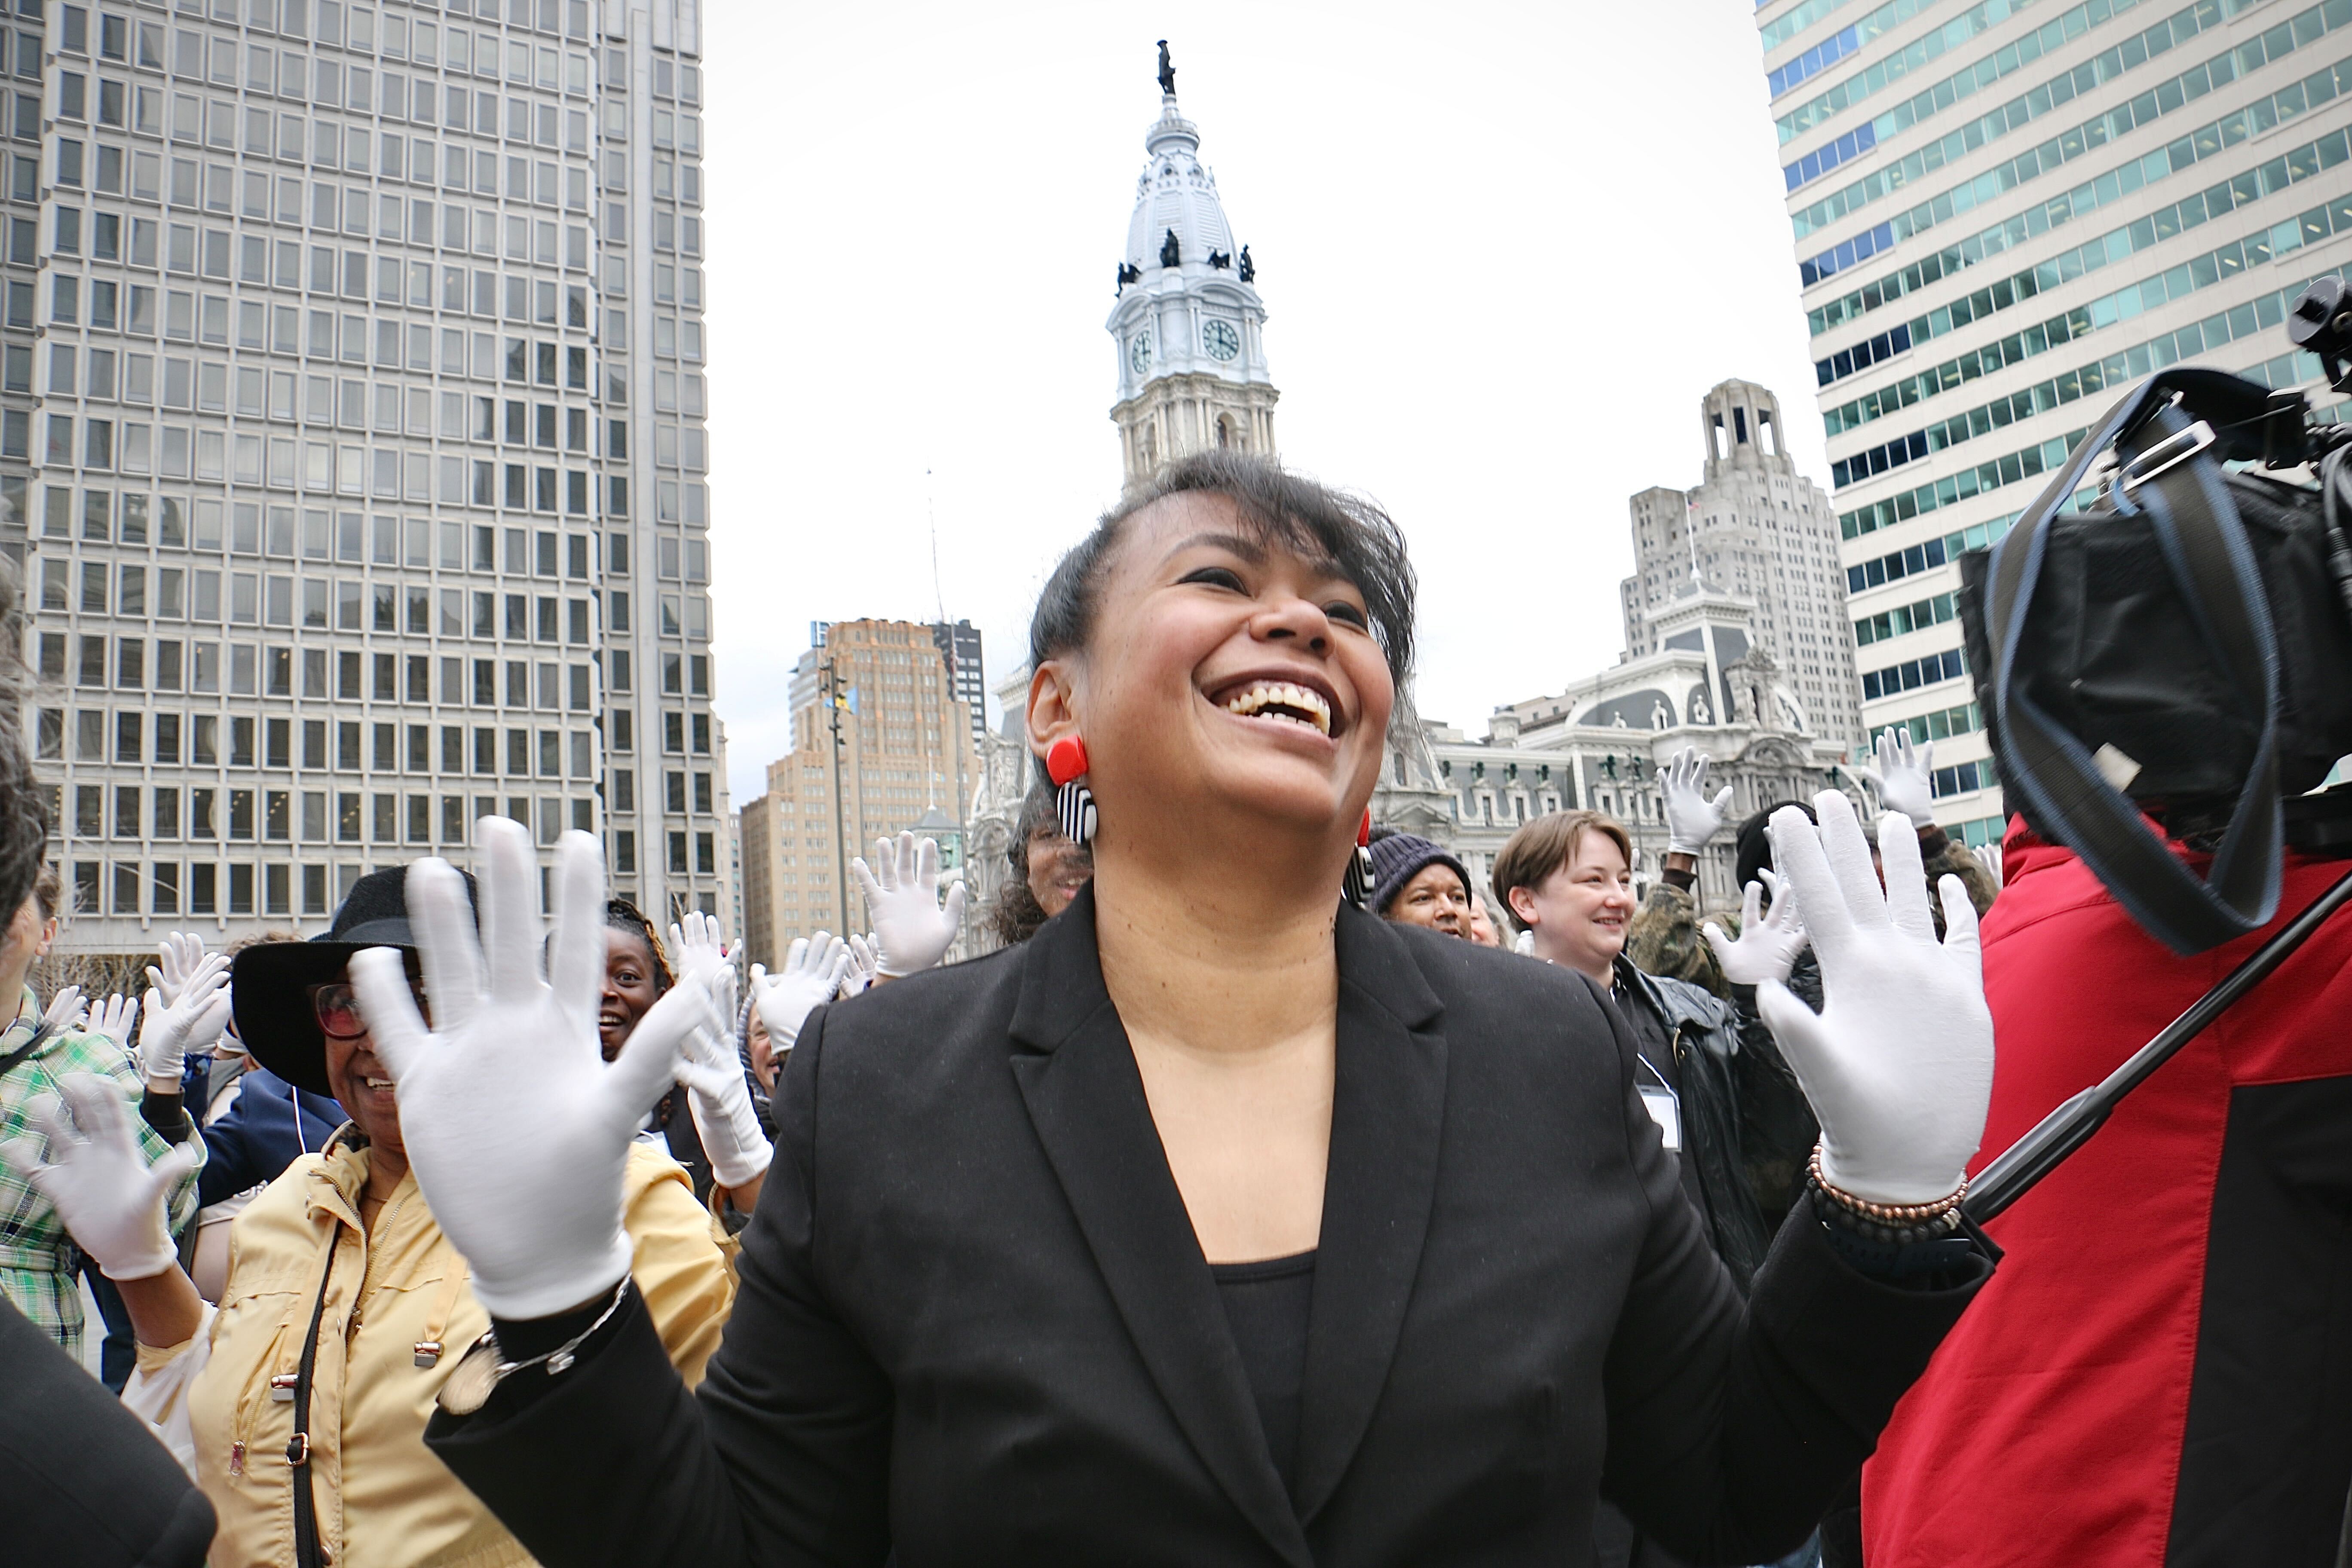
[{"x1": 0, "y1": 987, "x2": 203, "y2": 1361}]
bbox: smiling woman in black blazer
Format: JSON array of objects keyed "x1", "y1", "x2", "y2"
[{"x1": 355, "y1": 451, "x2": 2000, "y2": 1567}]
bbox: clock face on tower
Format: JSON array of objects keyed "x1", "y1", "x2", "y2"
[
  {"x1": 1202, "y1": 319, "x2": 1240, "y2": 361},
  {"x1": 1130, "y1": 333, "x2": 1152, "y2": 374}
]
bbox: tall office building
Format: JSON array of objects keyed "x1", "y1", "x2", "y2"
[
  {"x1": 1621, "y1": 378, "x2": 1862, "y2": 749},
  {"x1": 929, "y1": 616, "x2": 983, "y2": 758},
  {"x1": 1106, "y1": 48, "x2": 1277, "y2": 487},
  {"x1": 1761, "y1": 0, "x2": 2352, "y2": 844},
  {"x1": 6, "y1": 0, "x2": 728, "y2": 952},
  {"x1": 735, "y1": 618, "x2": 974, "y2": 967}
]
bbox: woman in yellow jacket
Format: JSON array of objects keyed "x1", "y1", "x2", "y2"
[{"x1": 3, "y1": 867, "x2": 738, "y2": 1568}]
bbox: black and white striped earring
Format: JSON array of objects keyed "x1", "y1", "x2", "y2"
[
  {"x1": 1047, "y1": 735, "x2": 1096, "y2": 845},
  {"x1": 1342, "y1": 810, "x2": 1372, "y2": 908}
]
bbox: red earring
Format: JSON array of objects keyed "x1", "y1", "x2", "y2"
[{"x1": 1047, "y1": 737, "x2": 1096, "y2": 845}]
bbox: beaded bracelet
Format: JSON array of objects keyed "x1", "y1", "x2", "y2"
[{"x1": 1806, "y1": 1144, "x2": 1966, "y2": 1225}]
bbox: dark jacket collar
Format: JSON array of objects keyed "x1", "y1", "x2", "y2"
[{"x1": 1008, "y1": 885, "x2": 1449, "y2": 1554}]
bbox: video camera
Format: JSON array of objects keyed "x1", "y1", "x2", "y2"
[{"x1": 1953, "y1": 276, "x2": 2352, "y2": 957}]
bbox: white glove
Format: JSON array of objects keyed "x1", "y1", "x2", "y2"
[
  {"x1": 1857, "y1": 729, "x2": 1937, "y2": 830},
  {"x1": 89, "y1": 994, "x2": 139, "y2": 1058},
  {"x1": 349, "y1": 820, "x2": 725, "y2": 1319},
  {"x1": 151, "y1": 931, "x2": 211, "y2": 1008},
  {"x1": 851, "y1": 833, "x2": 967, "y2": 977},
  {"x1": 0, "y1": 1073, "x2": 197, "y2": 1280},
  {"x1": 1972, "y1": 842, "x2": 2003, "y2": 889},
  {"x1": 666, "y1": 910, "x2": 732, "y2": 992},
  {"x1": 675, "y1": 999, "x2": 770, "y2": 1191},
  {"x1": 1703, "y1": 869, "x2": 1808, "y2": 989},
  {"x1": 1661, "y1": 746, "x2": 1734, "y2": 855},
  {"x1": 37, "y1": 986, "x2": 86, "y2": 1038},
  {"x1": 843, "y1": 933, "x2": 880, "y2": 995},
  {"x1": 1757, "y1": 792, "x2": 1991, "y2": 1206},
  {"x1": 137, "y1": 951, "x2": 231, "y2": 1096},
  {"x1": 1512, "y1": 930, "x2": 1534, "y2": 957},
  {"x1": 749, "y1": 934, "x2": 850, "y2": 1051}
]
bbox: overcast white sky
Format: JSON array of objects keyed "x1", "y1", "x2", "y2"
[{"x1": 701, "y1": 1, "x2": 1831, "y2": 805}]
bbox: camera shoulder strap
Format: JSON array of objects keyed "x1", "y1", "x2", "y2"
[{"x1": 1982, "y1": 373, "x2": 2285, "y2": 953}]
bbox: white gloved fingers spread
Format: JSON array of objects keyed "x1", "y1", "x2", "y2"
[
  {"x1": 1739, "y1": 877, "x2": 1764, "y2": 932},
  {"x1": 1937, "y1": 873, "x2": 1983, "y2": 986},
  {"x1": 547, "y1": 831, "x2": 607, "y2": 1044},
  {"x1": 1767, "y1": 801, "x2": 1854, "y2": 970},
  {"x1": 475, "y1": 818, "x2": 543, "y2": 1003},
  {"x1": 40, "y1": 986, "x2": 84, "y2": 1036},
  {"x1": 16, "y1": 1075, "x2": 196, "y2": 1280},
  {"x1": 350, "y1": 946, "x2": 433, "y2": 1084},
  {"x1": 1814, "y1": 790, "x2": 1891, "y2": 936},
  {"x1": 1877, "y1": 808, "x2": 1936, "y2": 941},
  {"x1": 406, "y1": 857, "x2": 484, "y2": 1037}
]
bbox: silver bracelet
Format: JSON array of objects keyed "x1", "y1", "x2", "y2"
[{"x1": 436, "y1": 1276, "x2": 631, "y2": 1415}]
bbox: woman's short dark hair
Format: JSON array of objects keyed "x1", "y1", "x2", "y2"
[{"x1": 1029, "y1": 450, "x2": 1416, "y2": 692}]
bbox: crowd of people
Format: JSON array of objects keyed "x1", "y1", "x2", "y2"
[{"x1": 3, "y1": 448, "x2": 2349, "y2": 1567}]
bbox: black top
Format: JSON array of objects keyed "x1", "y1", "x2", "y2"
[
  {"x1": 1210, "y1": 1250, "x2": 1317, "y2": 1497},
  {"x1": 429, "y1": 884, "x2": 1990, "y2": 1568}
]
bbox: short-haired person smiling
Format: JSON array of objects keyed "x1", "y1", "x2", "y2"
[{"x1": 356, "y1": 452, "x2": 1997, "y2": 1566}]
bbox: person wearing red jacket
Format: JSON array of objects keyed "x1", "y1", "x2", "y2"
[{"x1": 1865, "y1": 815, "x2": 2352, "y2": 1567}]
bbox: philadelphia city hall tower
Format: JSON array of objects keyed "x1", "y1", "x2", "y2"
[{"x1": 1107, "y1": 45, "x2": 1279, "y2": 487}]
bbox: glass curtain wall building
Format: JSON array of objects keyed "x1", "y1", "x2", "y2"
[
  {"x1": 1761, "y1": 0, "x2": 2352, "y2": 844},
  {"x1": 5, "y1": 0, "x2": 726, "y2": 952}
]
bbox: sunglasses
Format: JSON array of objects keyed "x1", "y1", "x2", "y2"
[{"x1": 309, "y1": 977, "x2": 428, "y2": 1039}]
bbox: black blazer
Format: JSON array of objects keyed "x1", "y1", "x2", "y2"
[
  {"x1": 430, "y1": 887, "x2": 1986, "y2": 1567},
  {"x1": 0, "y1": 1296, "x2": 216, "y2": 1567}
]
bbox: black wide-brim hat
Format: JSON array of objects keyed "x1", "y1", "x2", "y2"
[{"x1": 232, "y1": 864, "x2": 475, "y2": 1098}]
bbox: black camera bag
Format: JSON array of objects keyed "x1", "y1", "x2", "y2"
[{"x1": 1954, "y1": 367, "x2": 2352, "y2": 954}]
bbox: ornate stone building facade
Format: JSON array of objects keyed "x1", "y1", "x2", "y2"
[
  {"x1": 1620, "y1": 380, "x2": 1862, "y2": 750},
  {"x1": 1378, "y1": 590, "x2": 1848, "y2": 917}
]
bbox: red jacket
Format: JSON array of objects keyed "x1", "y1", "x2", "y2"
[{"x1": 1865, "y1": 820, "x2": 2352, "y2": 1568}]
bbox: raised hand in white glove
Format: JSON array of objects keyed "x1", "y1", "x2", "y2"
[
  {"x1": 666, "y1": 909, "x2": 732, "y2": 993},
  {"x1": 151, "y1": 931, "x2": 211, "y2": 1008},
  {"x1": 1972, "y1": 842, "x2": 2004, "y2": 890},
  {"x1": 37, "y1": 986, "x2": 86, "y2": 1039},
  {"x1": 0, "y1": 1073, "x2": 197, "y2": 1279},
  {"x1": 851, "y1": 833, "x2": 966, "y2": 977},
  {"x1": 89, "y1": 994, "x2": 139, "y2": 1058},
  {"x1": 843, "y1": 933, "x2": 880, "y2": 995},
  {"x1": 1704, "y1": 868, "x2": 1808, "y2": 989},
  {"x1": 349, "y1": 820, "x2": 725, "y2": 1319},
  {"x1": 137, "y1": 949, "x2": 231, "y2": 1096},
  {"x1": 1662, "y1": 746, "x2": 1735, "y2": 855},
  {"x1": 749, "y1": 933, "x2": 850, "y2": 1051},
  {"x1": 1757, "y1": 791, "x2": 1991, "y2": 1206},
  {"x1": 1857, "y1": 728, "x2": 1937, "y2": 830},
  {"x1": 675, "y1": 1005, "x2": 770, "y2": 1190}
]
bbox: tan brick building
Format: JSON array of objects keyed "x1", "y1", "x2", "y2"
[{"x1": 736, "y1": 619, "x2": 973, "y2": 968}]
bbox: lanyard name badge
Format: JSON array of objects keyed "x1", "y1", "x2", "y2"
[{"x1": 1635, "y1": 1053, "x2": 1681, "y2": 1153}]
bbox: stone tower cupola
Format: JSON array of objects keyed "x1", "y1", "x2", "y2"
[{"x1": 1106, "y1": 43, "x2": 1279, "y2": 488}]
